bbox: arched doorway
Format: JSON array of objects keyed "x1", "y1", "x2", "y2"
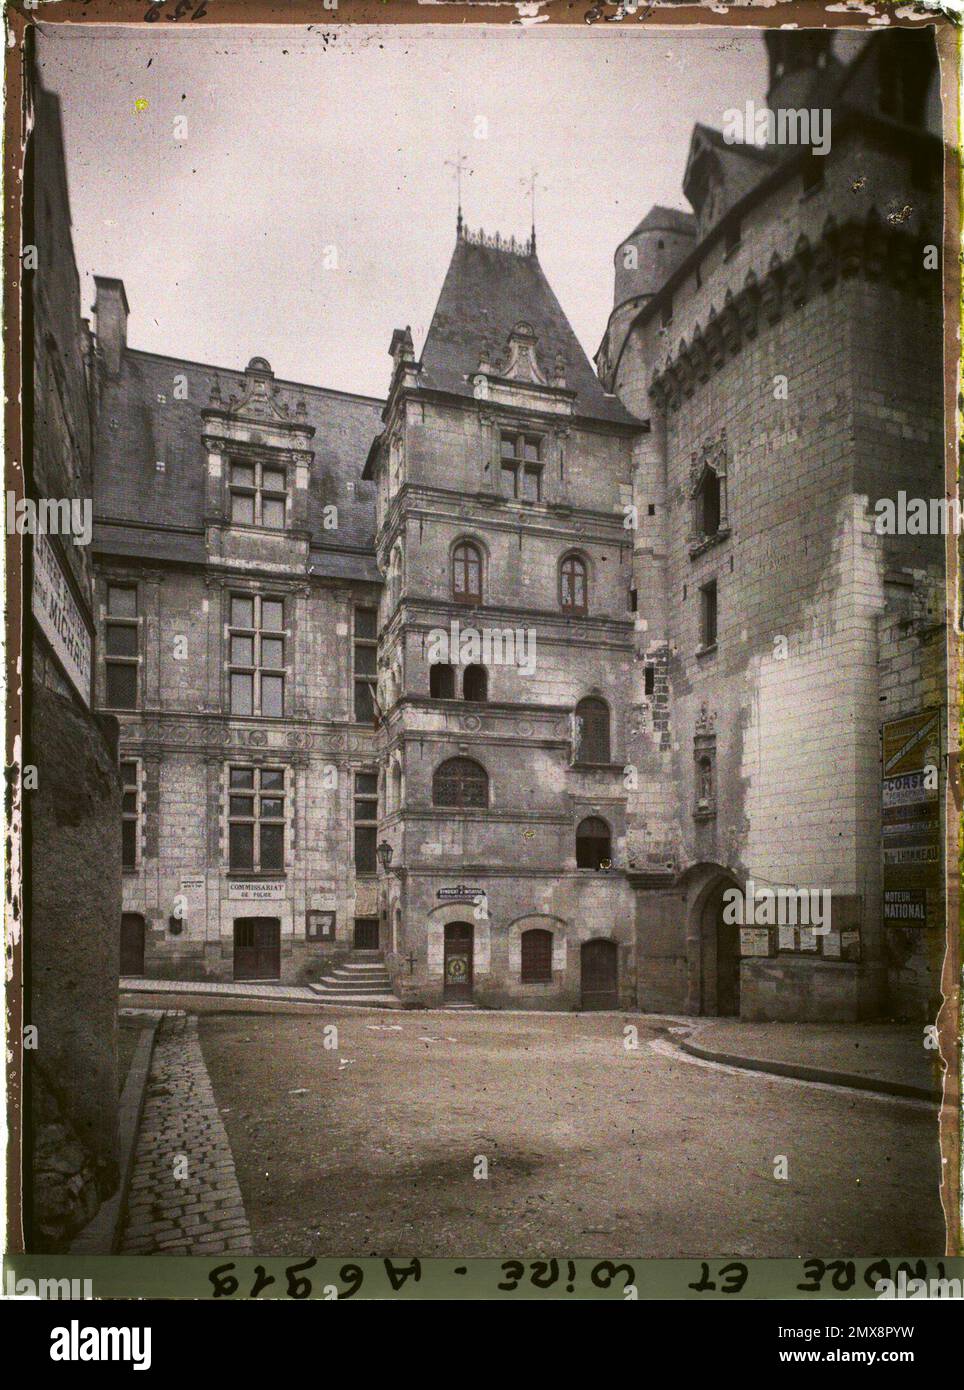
[
  {"x1": 699, "y1": 878, "x2": 741, "y2": 1016},
  {"x1": 443, "y1": 922, "x2": 474, "y2": 1002},
  {"x1": 580, "y1": 939, "x2": 618, "y2": 1010},
  {"x1": 120, "y1": 913, "x2": 145, "y2": 975}
]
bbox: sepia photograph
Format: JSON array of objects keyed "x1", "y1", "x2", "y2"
[{"x1": 3, "y1": 0, "x2": 961, "y2": 1325}]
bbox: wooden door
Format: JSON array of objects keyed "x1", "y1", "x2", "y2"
[
  {"x1": 443, "y1": 922, "x2": 473, "y2": 1001},
  {"x1": 120, "y1": 914, "x2": 145, "y2": 975},
  {"x1": 233, "y1": 918, "x2": 281, "y2": 980},
  {"x1": 580, "y1": 939, "x2": 618, "y2": 1010},
  {"x1": 716, "y1": 915, "x2": 741, "y2": 1016},
  {"x1": 353, "y1": 917, "x2": 380, "y2": 950}
]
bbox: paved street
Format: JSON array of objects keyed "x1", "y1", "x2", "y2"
[
  {"x1": 119, "y1": 1013, "x2": 253, "y2": 1256},
  {"x1": 195, "y1": 1010, "x2": 945, "y2": 1258}
]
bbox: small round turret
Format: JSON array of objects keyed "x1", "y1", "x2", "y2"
[{"x1": 613, "y1": 206, "x2": 696, "y2": 310}]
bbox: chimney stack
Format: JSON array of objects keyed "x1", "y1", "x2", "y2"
[{"x1": 93, "y1": 276, "x2": 129, "y2": 377}]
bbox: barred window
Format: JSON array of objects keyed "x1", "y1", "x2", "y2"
[
  {"x1": 433, "y1": 757, "x2": 488, "y2": 809},
  {"x1": 121, "y1": 759, "x2": 140, "y2": 871},
  {"x1": 105, "y1": 584, "x2": 138, "y2": 709},
  {"x1": 229, "y1": 594, "x2": 285, "y2": 717},
  {"x1": 229, "y1": 458, "x2": 287, "y2": 530},
  {"x1": 228, "y1": 766, "x2": 286, "y2": 872},
  {"x1": 575, "y1": 697, "x2": 610, "y2": 765}
]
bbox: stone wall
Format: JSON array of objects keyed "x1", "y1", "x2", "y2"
[{"x1": 27, "y1": 679, "x2": 121, "y2": 1249}]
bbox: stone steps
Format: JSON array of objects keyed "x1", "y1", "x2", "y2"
[{"x1": 308, "y1": 954, "x2": 400, "y2": 1008}]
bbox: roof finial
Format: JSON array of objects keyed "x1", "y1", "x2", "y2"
[{"x1": 445, "y1": 150, "x2": 470, "y2": 240}]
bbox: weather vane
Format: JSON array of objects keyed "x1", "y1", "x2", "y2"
[
  {"x1": 445, "y1": 151, "x2": 471, "y2": 236},
  {"x1": 520, "y1": 166, "x2": 545, "y2": 251}
]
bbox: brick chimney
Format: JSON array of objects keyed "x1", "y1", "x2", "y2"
[{"x1": 93, "y1": 276, "x2": 129, "y2": 377}]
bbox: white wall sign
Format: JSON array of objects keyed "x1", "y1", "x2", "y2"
[
  {"x1": 228, "y1": 880, "x2": 286, "y2": 901},
  {"x1": 32, "y1": 532, "x2": 92, "y2": 705}
]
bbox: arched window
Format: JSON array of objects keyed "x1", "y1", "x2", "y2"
[
  {"x1": 576, "y1": 816, "x2": 612, "y2": 870},
  {"x1": 430, "y1": 663, "x2": 455, "y2": 699},
  {"x1": 452, "y1": 541, "x2": 482, "y2": 605},
  {"x1": 463, "y1": 664, "x2": 488, "y2": 702},
  {"x1": 521, "y1": 928, "x2": 553, "y2": 983},
  {"x1": 560, "y1": 553, "x2": 588, "y2": 614},
  {"x1": 433, "y1": 757, "x2": 488, "y2": 809},
  {"x1": 575, "y1": 697, "x2": 610, "y2": 764}
]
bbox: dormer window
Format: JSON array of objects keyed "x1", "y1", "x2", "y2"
[
  {"x1": 500, "y1": 432, "x2": 542, "y2": 501},
  {"x1": 230, "y1": 459, "x2": 287, "y2": 530}
]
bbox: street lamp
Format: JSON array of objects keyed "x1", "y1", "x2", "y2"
[{"x1": 376, "y1": 840, "x2": 394, "y2": 871}]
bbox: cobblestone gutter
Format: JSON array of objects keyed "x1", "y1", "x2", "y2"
[{"x1": 119, "y1": 1012, "x2": 253, "y2": 1256}]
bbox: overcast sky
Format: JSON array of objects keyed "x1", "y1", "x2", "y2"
[{"x1": 36, "y1": 23, "x2": 773, "y2": 399}]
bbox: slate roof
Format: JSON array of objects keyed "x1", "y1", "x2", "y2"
[
  {"x1": 93, "y1": 347, "x2": 383, "y2": 578},
  {"x1": 622, "y1": 205, "x2": 698, "y2": 243},
  {"x1": 418, "y1": 234, "x2": 638, "y2": 426}
]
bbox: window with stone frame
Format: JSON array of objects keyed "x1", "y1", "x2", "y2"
[
  {"x1": 229, "y1": 457, "x2": 287, "y2": 530},
  {"x1": 699, "y1": 580, "x2": 718, "y2": 650},
  {"x1": 105, "y1": 583, "x2": 139, "y2": 709},
  {"x1": 228, "y1": 765, "x2": 286, "y2": 873},
  {"x1": 451, "y1": 541, "x2": 483, "y2": 606},
  {"x1": 499, "y1": 431, "x2": 543, "y2": 502},
  {"x1": 429, "y1": 663, "x2": 455, "y2": 699},
  {"x1": 462, "y1": 663, "x2": 488, "y2": 703},
  {"x1": 353, "y1": 770, "x2": 378, "y2": 873},
  {"x1": 353, "y1": 606, "x2": 378, "y2": 722},
  {"x1": 433, "y1": 757, "x2": 488, "y2": 809},
  {"x1": 574, "y1": 696, "x2": 611, "y2": 765},
  {"x1": 228, "y1": 593, "x2": 285, "y2": 717},
  {"x1": 690, "y1": 438, "x2": 728, "y2": 550},
  {"x1": 520, "y1": 928, "x2": 553, "y2": 983},
  {"x1": 120, "y1": 759, "x2": 141, "y2": 871},
  {"x1": 560, "y1": 553, "x2": 588, "y2": 615},
  {"x1": 576, "y1": 816, "x2": 612, "y2": 870}
]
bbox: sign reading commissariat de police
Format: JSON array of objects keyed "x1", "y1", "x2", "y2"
[
  {"x1": 31, "y1": 531, "x2": 92, "y2": 707},
  {"x1": 881, "y1": 710, "x2": 942, "y2": 931}
]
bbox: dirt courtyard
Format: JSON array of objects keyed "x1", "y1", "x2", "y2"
[{"x1": 198, "y1": 1009, "x2": 945, "y2": 1258}]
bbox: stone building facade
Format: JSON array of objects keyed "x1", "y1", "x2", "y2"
[
  {"x1": 89, "y1": 28, "x2": 947, "y2": 1020},
  {"x1": 24, "y1": 73, "x2": 121, "y2": 1248}
]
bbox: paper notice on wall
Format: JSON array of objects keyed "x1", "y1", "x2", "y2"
[
  {"x1": 798, "y1": 928, "x2": 819, "y2": 952},
  {"x1": 822, "y1": 930, "x2": 842, "y2": 960},
  {"x1": 777, "y1": 923, "x2": 796, "y2": 952}
]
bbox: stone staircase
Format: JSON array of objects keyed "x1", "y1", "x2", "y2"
[{"x1": 307, "y1": 952, "x2": 401, "y2": 1008}]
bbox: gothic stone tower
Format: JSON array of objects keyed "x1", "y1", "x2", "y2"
[
  {"x1": 365, "y1": 225, "x2": 643, "y2": 1008},
  {"x1": 597, "y1": 28, "x2": 945, "y2": 1021}
]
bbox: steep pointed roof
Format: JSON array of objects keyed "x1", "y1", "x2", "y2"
[{"x1": 419, "y1": 230, "x2": 637, "y2": 426}]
